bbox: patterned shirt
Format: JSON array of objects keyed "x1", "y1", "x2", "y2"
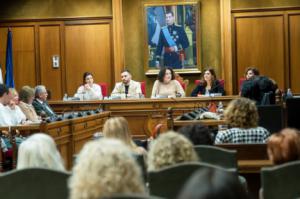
[{"x1": 214, "y1": 127, "x2": 270, "y2": 144}]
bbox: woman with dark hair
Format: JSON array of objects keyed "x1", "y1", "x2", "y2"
[
  {"x1": 177, "y1": 167, "x2": 249, "y2": 199},
  {"x1": 245, "y1": 67, "x2": 260, "y2": 80},
  {"x1": 74, "y1": 72, "x2": 102, "y2": 100},
  {"x1": 151, "y1": 67, "x2": 185, "y2": 98},
  {"x1": 191, "y1": 68, "x2": 225, "y2": 97}
]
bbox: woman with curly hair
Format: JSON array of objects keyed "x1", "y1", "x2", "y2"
[
  {"x1": 69, "y1": 139, "x2": 146, "y2": 199},
  {"x1": 148, "y1": 131, "x2": 199, "y2": 171},
  {"x1": 214, "y1": 97, "x2": 270, "y2": 144},
  {"x1": 103, "y1": 117, "x2": 147, "y2": 156}
]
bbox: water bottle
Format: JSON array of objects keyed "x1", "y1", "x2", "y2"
[
  {"x1": 217, "y1": 101, "x2": 224, "y2": 114},
  {"x1": 286, "y1": 88, "x2": 293, "y2": 99},
  {"x1": 63, "y1": 93, "x2": 68, "y2": 101}
]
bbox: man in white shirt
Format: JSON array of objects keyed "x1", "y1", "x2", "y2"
[{"x1": 111, "y1": 70, "x2": 142, "y2": 99}]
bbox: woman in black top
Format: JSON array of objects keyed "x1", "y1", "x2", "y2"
[{"x1": 191, "y1": 68, "x2": 225, "y2": 97}]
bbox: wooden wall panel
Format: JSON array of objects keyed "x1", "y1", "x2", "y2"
[
  {"x1": 235, "y1": 15, "x2": 285, "y2": 90},
  {"x1": 289, "y1": 14, "x2": 300, "y2": 93},
  {"x1": 0, "y1": 27, "x2": 36, "y2": 90},
  {"x1": 39, "y1": 25, "x2": 62, "y2": 100},
  {"x1": 65, "y1": 23, "x2": 112, "y2": 96}
]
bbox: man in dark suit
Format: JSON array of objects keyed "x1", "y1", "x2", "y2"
[
  {"x1": 32, "y1": 85, "x2": 56, "y2": 118},
  {"x1": 155, "y1": 10, "x2": 189, "y2": 69}
]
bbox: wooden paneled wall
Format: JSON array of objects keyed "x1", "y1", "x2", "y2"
[
  {"x1": 232, "y1": 8, "x2": 300, "y2": 93},
  {"x1": 0, "y1": 18, "x2": 113, "y2": 100}
]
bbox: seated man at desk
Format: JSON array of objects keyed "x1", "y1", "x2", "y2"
[
  {"x1": 111, "y1": 69, "x2": 142, "y2": 99},
  {"x1": 32, "y1": 85, "x2": 56, "y2": 118}
]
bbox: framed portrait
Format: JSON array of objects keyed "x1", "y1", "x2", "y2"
[{"x1": 143, "y1": 1, "x2": 201, "y2": 75}]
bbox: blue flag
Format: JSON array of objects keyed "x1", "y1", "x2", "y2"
[{"x1": 5, "y1": 28, "x2": 15, "y2": 88}]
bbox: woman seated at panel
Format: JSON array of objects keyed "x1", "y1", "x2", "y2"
[
  {"x1": 151, "y1": 67, "x2": 185, "y2": 98},
  {"x1": 18, "y1": 86, "x2": 41, "y2": 123},
  {"x1": 17, "y1": 133, "x2": 65, "y2": 171},
  {"x1": 191, "y1": 68, "x2": 225, "y2": 97},
  {"x1": 215, "y1": 98, "x2": 270, "y2": 144},
  {"x1": 69, "y1": 139, "x2": 146, "y2": 199},
  {"x1": 103, "y1": 117, "x2": 147, "y2": 156},
  {"x1": 148, "y1": 131, "x2": 198, "y2": 171},
  {"x1": 74, "y1": 72, "x2": 102, "y2": 100},
  {"x1": 6, "y1": 88, "x2": 27, "y2": 125}
]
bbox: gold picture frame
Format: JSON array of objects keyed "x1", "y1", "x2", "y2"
[{"x1": 143, "y1": 0, "x2": 201, "y2": 75}]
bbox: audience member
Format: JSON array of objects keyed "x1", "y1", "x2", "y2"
[
  {"x1": 178, "y1": 124, "x2": 214, "y2": 145},
  {"x1": 191, "y1": 68, "x2": 225, "y2": 96},
  {"x1": 17, "y1": 133, "x2": 65, "y2": 171},
  {"x1": 267, "y1": 128, "x2": 300, "y2": 165},
  {"x1": 148, "y1": 131, "x2": 198, "y2": 171},
  {"x1": 215, "y1": 98, "x2": 270, "y2": 144},
  {"x1": 244, "y1": 67, "x2": 260, "y2": 80},
  {"x1": 177, "y1": 167, "x2": 249, "y2": 199},
  {"x1": 6, "y1": 88, "x2": 26, "y2": 124},
  {"x1": 18, "y1": 86, "x2": 41, "y2": 122},
  {"x1": 69, "y1": 139, "x2": 146, "y2": 199},
  {"x1": 74, "y1": 72, "x2": 102, "y2": 100},
  {"x1": 103, "y1": 117, "x2": 147, "y2": 156},
  {"x1": 32, "y1": 85, "x2": 56, "y2": 118},
  {"x1": 111, "y1": 69, "x2": 142, "y2": 99},
  {"x1": 151, "y1": 67, "x2": 185, "y2": 98}
]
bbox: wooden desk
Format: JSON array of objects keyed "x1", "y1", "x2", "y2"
[
  {"x1": 49, "y1": 96, "x2": 238, "y2": 138},
  {"x1": 6, "y1": 112, "x2": 110, "y2": 169}
]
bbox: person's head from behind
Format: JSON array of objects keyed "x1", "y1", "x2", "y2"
[
  {"x1": 203, "y1": 68, "x2": 217, "y2": 84},
  {"x1": 83, "y1": 72, "x2": 94, "y2": 85},
  {"x1": 158, "y1": 67, "x2": 175, "y2": 84},
  {"x1": 148, "y1": 131, "x2": 199, "y2": 171},
  {"x1": 177, "y1": 167, "x2": 248, "y2": 199},
  {"x1": 17, "y1": 133, "x2": 64, "y2": 171},
  {"x1": 0, "y1": 84, "x2": 12, "y2": 105},
  {"x1": 245, "y1": 67, "x2": 259, "y2": 80},
  {"x1": 178, "y1": 124, "x2": 214, "y2": 145},
  {"x1": 69, "y1": 139, "x2": 145, "y2": 199},
  {"x1": 267, "y1": 128, "x2": 300, "y2": 165},
  {"x1": 35, "y1": 85, "x2": 48, "y2": 101},
  {"x1": 165, "y1": 10, "x2": 175, "y2": 26},
  {"x1": 121, "y1": 69, "x2": 132, "y2": 85},
  {"x1": 103, "y1": 117, "x2": 134, "y2": 148},
  {"x1": 224, "y1": 97, "x2": 258, "y2": 129},
  {"x1": 19, "y1": 86, "x2": 35, "y2": 105}
]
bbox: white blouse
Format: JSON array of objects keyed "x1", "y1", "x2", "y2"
[{"x1": 74, "y1": 83, "x2": 102, "y2": 100}]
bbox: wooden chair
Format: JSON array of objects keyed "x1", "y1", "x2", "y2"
[
  {"x1": 148, "y1": 162, "x2": 236, "y2": 199},
  {"x1": 0, "y1": 168, "x2": 71, "y2": 199},
  {"x1": 194, "y1": 145, "x2": 237, "y2": 169},
  {"x1": 261, "y1": 161, "x2": 300, "y2": 199},
  {"x1": 140, "y1": 81, "x2": 146, "y2": 96}
]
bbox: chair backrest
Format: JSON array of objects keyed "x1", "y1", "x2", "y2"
[
  {"x1": 216, "y1": 143, "x2": 268, "y2": 160},
  {"x1": 0, "y1": 168, "x2": 71, "y2": 199},
  {"x1": 99, "y1": 82, "x2": 108, "y2": 97},
  {"x1": 239, "y1": 78, "x2": 246, "y2": 90},
  {"x1": 140, "y1": 81, "x2": 146, "y2": 96},
  {"x1": 286, "y1": 97, "x2": 300, "y2": 129},
  {"x1": 148, "y1": 162, "x2": 236, "y2": 199},
  {"x1": 194, "y1": 79, "x2": 225, "y2": 87},
  {"x1": 194, "y1": 145, "x2": 237, "y2": 169},
  {"x1": 257, "y1": 105, "x2": 284, "y2": 133},
  {"x1": 261, "y1": 161, "x2": 300, "y2": 199}
]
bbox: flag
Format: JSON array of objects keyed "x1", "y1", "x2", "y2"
[
  {"x1": 0, "y1": 64, "x2": 3, "y2": 84},
  {"x1": 5, "y1": 28, "x2": 15, "y2": 88}
]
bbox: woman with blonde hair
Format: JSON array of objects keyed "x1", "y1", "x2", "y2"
[
  {"x1": 215, "y1": 97, "x2": 270, "y2": 144},
  {"x1": 69, "y1": 139, "x2": 146, "y2": 199},
  {"x1": 148, "y1": 131, "x2": 199, "y2": 171},
  {"x1": 17, "y1": 133, "x2": 65, "y2": 171},
  {"x1": 267, "y1": 128, "x2": 300, "y2": 165},
  {"x1": 103, "y1": 117, "x2": 146, "y2": 155}
]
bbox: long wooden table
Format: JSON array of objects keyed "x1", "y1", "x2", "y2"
[{"x1": 49, "y1": 96, "x2": 238, "y2": 138}]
